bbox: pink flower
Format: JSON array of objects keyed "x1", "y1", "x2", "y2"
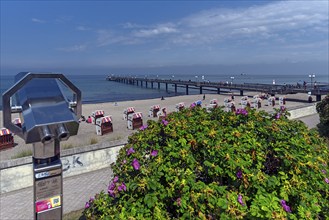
[
  {"x1": 280, "y1": 200, "x2": 292, "y2": 212},
  {"x1": 236, "y1": 170, "x2": 242, "y2": 179},
  {"x1": 123, "y1": 159, "x2": 127, "y2": 164},
  {"x1": 236, "y1": 108, "x2": 248, "y2": 116},
  {"x1": 321, "y1": 170, "x2": 326, "y2": 174},
  {"x1": 162, "y1": 119, "x2": 168, "y2": 126},
  {"x1": 108, "y1": 182, "x2": 115, "y2": 190},
  {"x1": 151, "y1": 150, "x2": 158, "y2": 157},
  {"x1": 85, "y1": 202, "x2": 90, "y2": 209},
  {"x1": 275, "y1": 113, "x2": 281, "y2": 119},
  {"x1": 118, "y1": 182, "x2": 127, "y2": 192},
  {"x1": 190, "y1": 103, "x2": 196, "y2": 108},
  {"x1": 132, "y1": 158, "x2": 140, "y2": 170},
  {"x1": 108, "y1": 182, "x2": 116, "y2": 197},
  {"x1": 325, "y1": 178, "x2": 329, "y2": 184},
  {"x1": 238, "y1": 194, "x2": 245, "y2": 206},
  {"x1": 139, "y1": 125, "x2": 148, "y2": 130},
  {"x1": 127, "y1": 147, "x2": 135, "y2": 155},
  {"x1": 113, "y1": 176, "x2": 119, "y2": 183},
  {"x1": 177, "y1": 197, "x2": 181, "y2": 206}
]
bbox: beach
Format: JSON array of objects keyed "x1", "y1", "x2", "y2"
[{"x1": 0, "y1": 92, "x2": 319, "y2": 161}]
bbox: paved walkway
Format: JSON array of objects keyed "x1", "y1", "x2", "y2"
[{"x1": 0, "y1": 167, "x2": 112, "y2": 220}]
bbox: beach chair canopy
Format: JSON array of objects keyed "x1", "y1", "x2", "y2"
[
  {"x1": 177, "y1": 102, "x2": 185, "y2": 107},
  {"x1": 152, "y1": 105, "x2": 160, "y2": 110},
  {"x1": 127, "y1": 107, "x2": 135, "y2": 113},
  {"x1": 101, "y1": 116, "x2": 112, "y2": 123},
  {"x1": 0, "y1": 128, "x2": 11, "y2": 136},
  {"x1": 210, "y1": 99, "x2": 218, "y2": 104},
  {"x1": 132, "y1": 112, "x2": 143, "y2": 119},
  {"x1": 93, "y1": 110, "x2": 104, "y2": 116},
  {"x1": 12, "y1": 118, "x2": 21, "y2": 124}
]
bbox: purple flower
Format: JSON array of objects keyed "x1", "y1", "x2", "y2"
[
  {"x1": 85, "y1": 202, "x2": 90, "y2": 209},
  {"x1": 123, "y1": 159, "x2": 127, "y2": 164},
  {"x1": 118, "y1": 182, "x2": 127, "y2": 192},
  {"x1": 127, "y1": 147, "x2": 135, "y2": 155},
  {"x1": 190, "y1": 103, "x2": 196, "y2": 108},
  {"x1": 113, "y1": 176, "x2": 119, "y2": 183},
  {"x1": 280, "y1": 200, "x2": 292, "y2": 213},
  {"x1": 108, "y1": 182, "x2": 115, "y2": 190},
  {"x1": 89, "y1": 197, "x2": 94, "y2": 203},
  {"x1": 280, "y1": 106, "x2": 286, "y2": 112},
  {"x1": 162, "y1": 119, "x2": 168, "y2": 126},
  {"x1": 151, "y1": 150, "x2": 158, "y2": 157},
  {"x1": 325, "y1": 178, "x2": 329, "y2": 184},
  {"x1": 321, "y1": 170, "x2": 327, "y2": 174},
  {"x1": 108, "y1": 189, "x2": 115, "y2": 197},
  {"x1": 236, "y1": 170, "x2": 242, "y2": 179},
  {"x1": 236, "y1": 108, "x2": 248, "y2": 116},
  {"x1": 276, "y1": 113, "x2": 281, "y2": 119},
  {"x1": 238, "y1": 194, "x2": 245, "y2": 206},
  {"x1": 108, "y1": 182, "x2": 116, "y2": 197},
  {"x1": 139, "y1": 125, "x2": 148, "y2": 130},
  {"x1": 132, "y1": 158, "x2": 140, "y2": 170}
]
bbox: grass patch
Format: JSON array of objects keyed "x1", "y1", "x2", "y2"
[
  {"x1": 90, "y1": 137, "x2": 98, "y2": 145},
  {"x1": 62, "y1": 143, "x2": 75, "y2": 150},
  {"x1": 109, "y1": 135, "x2": 123, "y2": 141},
  {"x1": 63, "y1": 208, "x2": 85, "y2": 220},
  {"x1": 11, "y1": 149, "x2": 33, "y2": 159}
]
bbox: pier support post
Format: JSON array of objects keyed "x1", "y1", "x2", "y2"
[
  {"x1": 166, "y1": 83, "x2": 168, "y2": 92},
  {"x1": 240, "y1": 90, "x2": 244, "y2": 96},
  {"x1": 175, "y1": 84, "x2": 177, "y2": 93},
  {"x1": 217, "y1": 88, "x2": 220, "y2": 94},
  {"x1": 151, "y1": 82, "x2": 153, "y2": 89},
  {"x1": 146, "y1": 81, "x2": 148, "y2": 88},
  {"x1": 141, "y1": 81, "x2": 143, "y2": 87},
  {"x1": 158, "y1": 82, "x2": 160, "y2": 89},
  {"x1": 316, "y1": 94, "x2": 321, "y2": 102},
  {"x1": 136, "y1": 80, "x2": 139, "y2": 86},
  {"x1": 200, "y1": 86, "x2": 203, "y2": 94},
  {"x1": 186, "y1": 85, "x2": 189, "y2": 95}
]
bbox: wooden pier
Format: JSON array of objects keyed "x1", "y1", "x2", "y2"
[{"x1": 106, "y1": 76, "x2": 329, "y2": 101}]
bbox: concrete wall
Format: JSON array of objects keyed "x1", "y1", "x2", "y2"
[
  {"x1": 288, "y1": 104, "x2": 317, "y2": 120},
  {"x1": 0, "y1": 141, "x2": 124, "y2": 194}
]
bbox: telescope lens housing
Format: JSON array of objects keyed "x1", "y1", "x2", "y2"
[
  {"x1": 57, "y1": 124, "x2": 70, "y2": 141},
  {"x1": 39, "y1": 126, "x2": 54, "y2": 144}
]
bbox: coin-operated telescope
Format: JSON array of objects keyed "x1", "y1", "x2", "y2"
[{"x1": 2, "y1": 72, "x2": 81, "y2": 220}]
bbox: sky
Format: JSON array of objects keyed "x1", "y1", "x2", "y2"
[{"x1": 1, "y1": 0, "x2": 328, "y2": 76}]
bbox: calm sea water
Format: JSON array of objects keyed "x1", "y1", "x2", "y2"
[{"x1": 1, "y1": 73, "x2": 328, "y2": 110}]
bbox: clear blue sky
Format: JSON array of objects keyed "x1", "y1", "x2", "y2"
[{"x1": 1, "y1": 1, "x2": 328, "y2": 76}]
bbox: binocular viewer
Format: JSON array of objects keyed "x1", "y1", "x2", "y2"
[
  {"x1": 3, "y1": 72, "x2": 81, "y2": 146},
  {"x1": 3, "y1": 72, "x2": 81, "y2": 220}
]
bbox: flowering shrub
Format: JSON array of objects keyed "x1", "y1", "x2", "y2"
[
  {"x1": 316, "y1": 94, "x2": 329, "y2": 138},
  {"x1": 84, "y1": 107, "x2": 329, "y2": 219}
]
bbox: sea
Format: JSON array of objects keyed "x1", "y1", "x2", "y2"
[{"x1": 1, "y1": 73, "x2": 328, "y2": 110}]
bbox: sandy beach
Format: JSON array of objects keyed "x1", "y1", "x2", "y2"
[{"x1": 0, "y1": 92, "x2": 318, "y2": 161}]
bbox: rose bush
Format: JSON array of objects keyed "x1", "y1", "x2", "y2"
[
  {"x1": 317, "y1": 94, "x2": 329, "y2": 138},
  {"x1": 84, "y1": 106, "x2": 329, "y2": 219}
]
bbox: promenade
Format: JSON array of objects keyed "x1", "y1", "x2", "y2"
[
  {"x1": 0, "y1": 167, "x2": 112, "y2": 220},
  {"x1": 0, "y1": 114, "x2": 319, "y2": 219}
]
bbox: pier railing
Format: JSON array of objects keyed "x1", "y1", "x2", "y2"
[{"x1": 106, "y1": 76, "x2": 329, "y2": 101}]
